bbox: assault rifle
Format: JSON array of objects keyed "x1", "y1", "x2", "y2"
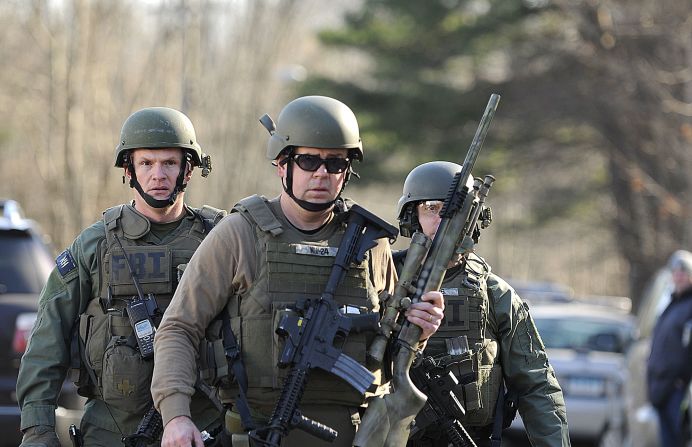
[
  {"x1": 122, "y1": 406, "x2": 163, "y2": 447},
  {"x1": 248, "y1": 205, "x2": 398, "y2": 446},
  {"x1": 354, "y1": 93, "x2": 500, "y2": 447},
  {"x1": 123, "y1": 406, "x2": 221, "y2": 447},
  {"x1": 409, "y1": 336, "x2": 477, "y2": 447}
]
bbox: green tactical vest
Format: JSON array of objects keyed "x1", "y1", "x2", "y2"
[
  {"x1": 77, "y1": 203, "x2": 224, "y2": 417},
  {"x1": 219, "y1": 195, "x2": 381, "y2": 411},
  {"x1": 424, "y1": 253, "x2": 502, "y2": 428}
]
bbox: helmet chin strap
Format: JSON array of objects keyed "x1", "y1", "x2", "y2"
[
  {"x1": 127, "y1": 161, "x2": 188, "y2": 209},
  {"x1": 280, "y1": 157, "x2": 352, "y2": 212}
]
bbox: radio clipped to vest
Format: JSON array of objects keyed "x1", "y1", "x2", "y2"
[
  {"x1": 114, "y1": 234, "x2": 162, "y2": 359},
  {"x1": 126, "y1": 293, "x2": 159, "y2": 359}
]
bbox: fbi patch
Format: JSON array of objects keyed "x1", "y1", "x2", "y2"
[{"x1": 56, "y1": 249, "x2": 77, "y2": 278}]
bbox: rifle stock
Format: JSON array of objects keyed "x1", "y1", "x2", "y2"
[{"x1": 354, "y1": 93, "x2": 500, "y2": 447}]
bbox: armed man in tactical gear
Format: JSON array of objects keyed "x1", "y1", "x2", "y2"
[
  {"x1": 16, "y1": 107, "x2": 227, "y2": 446},
  {"x1": 395, "y1": 161, "x2": 570, "y2": 447},
  {"x1": 151, "y1": 96, "x2": 445, "y2": 447}
]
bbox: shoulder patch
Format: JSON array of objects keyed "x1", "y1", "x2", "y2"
[{"x1": 56, "y1": 249, "x2": 77, "y2": 278}]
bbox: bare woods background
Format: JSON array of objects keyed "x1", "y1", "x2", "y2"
[{"x1": 1, "y1": 0, "x2": 691, "y2": 311}]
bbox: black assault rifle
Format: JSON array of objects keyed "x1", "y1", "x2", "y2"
[
  {"x1": 409, "y1": 336, "x2": 477, "y2": 447},
  {"x1": 123, "y1": 406, "x2": 221, "y2": 447},
  {"x1": 122, "y1": 406, "x2": 163, "y2": 447},
  {"x1": 247, "y1": 204, "x2": 398, "y2": 446},
  {"x1": 354, "y1": 93, "x2": 500, "y2": 447}
]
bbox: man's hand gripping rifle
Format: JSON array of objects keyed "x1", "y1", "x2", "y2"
[
  {"x1": 355, "y1": 93, "x2": 500, "y2": 447},
  {"x1": 248, "y1": 205, "x2": 398, "y2": 447}
]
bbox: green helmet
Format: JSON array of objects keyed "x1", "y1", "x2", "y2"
[
  {"x1": 260, "y1": 96, "x2": 363, "y2": 161},
  {"x1": 114, "y1": 107, "x2": 210, "y2": 174},
  {"x1": 398, "y1": 161, "x2": 472, "y2": 237}
]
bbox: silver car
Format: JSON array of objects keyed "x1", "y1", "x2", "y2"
[{"x1": 506, "y1": 301, "x2": 635, "y2": 447}]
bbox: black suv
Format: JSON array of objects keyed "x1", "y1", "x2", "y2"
[{"x1": 0, "y1": 199, "x2": 54, "y2": 445}]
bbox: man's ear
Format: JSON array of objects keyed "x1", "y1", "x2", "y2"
[
  {"x1": 275, "y1": 156, "x2": 287, "y2": 177},
  {"x1": 184, "y1": 161, "x2": 194, "y2": 182}
]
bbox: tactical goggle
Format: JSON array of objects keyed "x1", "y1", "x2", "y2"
[
  {"x1": 291, "y1": 154, "x2": 351, "y2": 174},
  {"x1": 417, "y1": 200, "x2": 444, "y2": 216}
]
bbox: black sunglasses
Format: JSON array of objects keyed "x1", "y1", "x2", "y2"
[{"x1": 291, "y1": 154, "x2": 351, "y2": 174}]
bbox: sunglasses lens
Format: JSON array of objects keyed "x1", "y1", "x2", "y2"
[
  {"x1": 325, "y1": 158, "x2": 349, "y2": 173},
  {"x1": 294, "y1": 155, "x2": 349, "y2": 173},
  {"x1": 295, "y1": 154, "x2": 322, "y2": 171}
]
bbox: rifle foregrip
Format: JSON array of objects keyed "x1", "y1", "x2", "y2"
[
  {"x1": 445, "y1": 420, "x2": 477, "y2": 447},
  {"x1": 271, "y1": 368, "x2": 308, "y2": 428},
  {"x1": 293, "y1": 411, "x2": 338, "y2": 442}
]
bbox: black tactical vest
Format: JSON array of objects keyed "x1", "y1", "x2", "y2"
[{"x1": 396, "y1": 251, "x2": 502, "y2": 428}]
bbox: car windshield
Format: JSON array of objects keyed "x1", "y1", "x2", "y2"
[
  {"x1": 0, "y1": 230, "x2": 53, "y2": 294},
  {"x1": 534, "y1": 316, "x2": 629, "y2": 353}
]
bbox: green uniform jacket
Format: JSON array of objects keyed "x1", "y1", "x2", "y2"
[
  {"x1": 396, "y1": 251, "x2": 570, "y2": 446},
  {"x1": 16, "y1": 203, "x2": 224, "y2": 436},
  {"x1": 486, "y1": 274, "x2": 570, "y2": 446}
]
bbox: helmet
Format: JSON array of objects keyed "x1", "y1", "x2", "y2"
[
  {"x1": 398, "y1": 161, "x2": 475, "y2": 237},
  {"x1": 397, "y1": 161, "x2": 463, "y2": 219},
  {"x1": 114, "y1": 107, "x2": 206, "y2": 168},
  {"x1": 262, "y1": 96, "x2": 363, "y2": 161}
]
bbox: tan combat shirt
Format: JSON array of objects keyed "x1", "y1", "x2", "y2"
[{"x1": 151, "y1": 198, "x2": 396, "y2": 426}]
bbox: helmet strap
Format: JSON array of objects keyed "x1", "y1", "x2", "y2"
[
  {"x1": 399, "y1": 204, "x2": 421, "y2": 238},
  {"x1": 126, "y1": 155, "x2": 189, "y2": 209}
]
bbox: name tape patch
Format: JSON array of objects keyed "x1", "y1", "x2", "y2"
[
  {"x1": 440, "y1": 287, "x2": 459, "y2": 296},
  {"x1": 56, "y1": 249, "x2": 77, "y2": 278},
  {"x1": 293, "y1": 244, "x2": 338, "y2": 257}
]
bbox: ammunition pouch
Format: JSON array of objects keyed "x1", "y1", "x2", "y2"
[
  {"x1": 101, "y1": 334, "x2": 154, "y2": 415},
  {"x1": 199, "y1": 318, "x2": 230, "y2": 386},
  {"x1": 76, "y1": 298, "x2": 155, "y2": 413},
  {"x1": 464, "y1": 362, "x2": 502, "y2": 426}
]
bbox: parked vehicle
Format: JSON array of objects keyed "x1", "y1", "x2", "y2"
[
  {"x1": 0, "y1": 199, "x2": 54, "y2": 445},
  {"x1": 505, "y1": 300, "x2": 635, "y2": 447},
  {"x1": 506, "y1": 279, "x2": 574, "y2": 305}
]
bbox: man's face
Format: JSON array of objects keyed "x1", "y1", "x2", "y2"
[
  {"x1": 417, "y1": 200, "x2": 444, "y2": 239},
  {"x1": 671, "y1": 267, "x2": 692, "y2": 294},
  {"x1": 278, "y1": 147, "x2": 350, "y2": 205},
  {"x1": 127, "y1": 148, "x2": 189, "y2": 202}
]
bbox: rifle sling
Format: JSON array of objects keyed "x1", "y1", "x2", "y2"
[
  {"x1": 490, "y1": 382, "x2": 505, "y2": 447},
  {"x1": 221, "y1": 312, "x2": 255, "y2": 431}
]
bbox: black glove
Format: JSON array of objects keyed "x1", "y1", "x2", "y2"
[{"x1": 20, "y1": 425, "x2": 61, "y2": 447}]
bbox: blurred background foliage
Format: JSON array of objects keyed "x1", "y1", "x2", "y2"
[{"x1": 0, "y1": 0, "x2": 690, "y2": 311}]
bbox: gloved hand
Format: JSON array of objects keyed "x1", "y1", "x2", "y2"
[{"x1": 20, "y1": 425, "x2": 61, "y2": 447}]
